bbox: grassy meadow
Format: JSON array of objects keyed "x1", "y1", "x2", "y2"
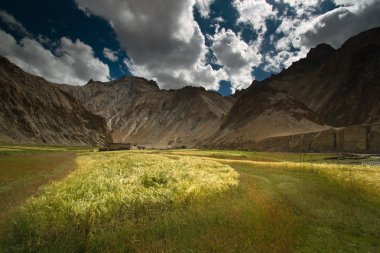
[{"x1": 0, "y1": 146, "x2": 379, "y2": 252}]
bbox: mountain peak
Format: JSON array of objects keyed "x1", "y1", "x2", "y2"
[
  {"x1": 179, "y1": 85, "x2": 206, "y2": 92},
  {"x1": 307, "y1": 43, "x2": 336, "y2": 59},
  {"x1": 300, "y1": 43, "x2": 336, "y2": 68},
  {"x1": 115, "y1": 76, "x2": 160, "y2": 90},
  {"x1": 86, "y1": 79, "x2": 97, "y2": 85},
  {"x1": 276, "y1": 42, "x2": 336, "y2": 77}
]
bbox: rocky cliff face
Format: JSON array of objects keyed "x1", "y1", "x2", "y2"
[
  {"x1": 60, "y1": 78, "x2": 234, "y2": 148},
  {"x1": 268, "y1": 27, "x2": 380, "y2": 126},
  {"x1": 209, "y1": 27, "x2": 380, "y2": 148},
  {"x1": 0, "y1": 56, "x2": 111, "y2": 146}
]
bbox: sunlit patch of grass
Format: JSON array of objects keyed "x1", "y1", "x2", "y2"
[
  {"x1": 2, "y1": 152, "x2": 238, "y2": 252},
  {"x1": 88, "y1": 172, "x2": 301, "y2": 253}
]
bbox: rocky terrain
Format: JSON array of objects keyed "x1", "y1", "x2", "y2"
[
  {"x1": 206, "y1": 85, "x2": 329, "y2": 148},
  {"x1": 60, "y1": 79, "x2": 234, "y2": 148},
  {"x1": 209, "y1": 27, "x2": 380, "y2": 149},
  {"x1": 0, "y1": 56, "x2": 111, "y2": 146},
  {"x1": 267, "y1": 27, "x2": 380, "y2": 126},
  {"x1": 0, "y1": 27, "x2": 379, "y2": 150}
]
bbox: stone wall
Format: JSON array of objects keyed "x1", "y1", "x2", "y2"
[{"x1": 250, "y1": 123, "x2": 380, "y2": 153}]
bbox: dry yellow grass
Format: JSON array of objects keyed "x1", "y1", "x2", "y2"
[
  {"x1": 37, "y1": 152, "x2": 239, "y2": 216},
  {"x1": 185, "y1": 156, "x2": 380, "y2": 198},
  {"x1": 2, "y1": 149, "x2": 379, "y2": 252},
  {"x1": 3, "y1": 152, "x2": 239, "y2": 252}
]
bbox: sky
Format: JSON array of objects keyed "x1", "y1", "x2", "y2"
[{"x1": 0, "y1": 0, "x2": 379, "y2": 96}]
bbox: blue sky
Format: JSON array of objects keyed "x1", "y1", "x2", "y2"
[{"x1": 0, "y1": 0, "x2": 379, "y2": 96}]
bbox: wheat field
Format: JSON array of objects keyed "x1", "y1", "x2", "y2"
[
  {"x1": 1, "y1": 147, "x2": 379, "y2": 252},
  {"x1": 2, "y1": 152, "x2": 239, "y2": 252}
]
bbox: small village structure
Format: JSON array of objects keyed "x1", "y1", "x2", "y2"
[{"x1": 99, "y1": 143, "x2": 145, "y2": 152}]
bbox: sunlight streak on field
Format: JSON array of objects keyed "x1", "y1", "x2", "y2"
[
  {"x1": 169, "y1": 155, "x2": 380, "y2": 198},
  {"x1": 4, "y1": 152, "x2": 239, "y2": 251}
]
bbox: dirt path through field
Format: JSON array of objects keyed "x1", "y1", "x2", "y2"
[
  {"x1": 0, "y1": 152, "x2": 76, "y2": 223},
  {"x1": 228, "y1": 162, "x2": 380, "y2": 252}
]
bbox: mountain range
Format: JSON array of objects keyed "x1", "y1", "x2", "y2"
[{"x1": 0, "y1": 27, "x2": 379, "y2": 150}]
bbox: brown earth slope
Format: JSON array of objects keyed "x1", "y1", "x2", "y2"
[
  {"x1": 0, "y1": 56, "x2": 111, "y2": 146},
  {"x1": 207, "y1": 85, "x2": 329, "y2": 148},
  {"x1": 60, "y1": 79, "x2": 235, "y2": 148},
  {"x1": 268, "y1": 27, "x2": 380, "y2": 126},
  {"x1": 210, "y1": 27, "x2": 380, "y2": 148}
]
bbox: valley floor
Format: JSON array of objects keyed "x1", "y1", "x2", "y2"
[{"x1": 0, "y1": 145, "x2": 379, "y2": 252}]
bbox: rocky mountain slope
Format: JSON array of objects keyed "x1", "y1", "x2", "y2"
[
  {"x1": 268, "y1": 27, "x2": 380, "y2": 126},
  {"x1": 209, "y1": 27, "x2": 380, "y2": 148},
  {"x1": 60, "y1": 78, "x2": 234, "y2": 148},
  {"x1": 207, "y1": 85, "x2": 329, "y2": 148},
  {"x1": 0, "y1": 56, "x2": 111, "y2": 146},
  {"x1": 0, "y1": 27, "x2": 379, "y2": 150}
]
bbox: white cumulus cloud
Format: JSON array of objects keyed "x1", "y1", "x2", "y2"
[
  {"x1": 75, "y1": 0, "x2": 226, "y2": 90},
  {"x1": 0, "y1": 29, "x2": 110, "y2": 85},
  {"x1": 195, "y1": 0, "x2": 216, "y2": 18},
  {"x1": 233, "y1": 0, "x2": 277, "y2": 34},
  {"x1": 103, "y1": 47, "x2": 118, "y2": 62},
  {"x1": 74, "y1": 0, "x2": 380, "y2": 91},
  {"x1": 211, "y1": 28, "x2": 262, "y2": 90}
]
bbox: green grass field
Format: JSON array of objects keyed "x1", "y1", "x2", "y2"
[{"x1": 0, "y1": 146, "x2": 379, "y2": 252}]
